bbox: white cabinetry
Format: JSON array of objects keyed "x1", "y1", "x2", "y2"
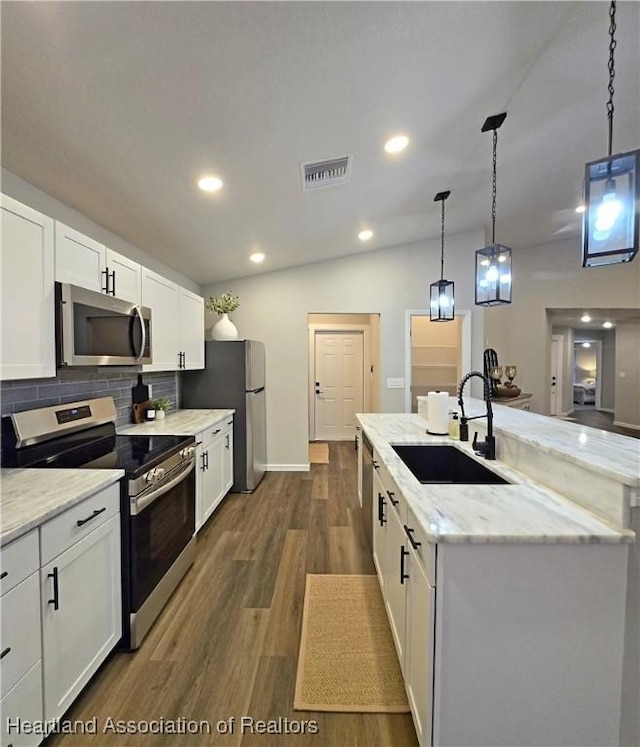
[
  {"x1": 0, "y1": 530, "x2": 43, "y2": 747},
  {"x1": 40, "y1": 484, "x2": 121, "y2": 722},
  {"x1": 142, "y1": 268, "x2": 204, "y2": 372},
  {"x1": 179, "y1": 288, "x2": 205, "y2": 370},
  {"x1": 195, "y1": 417, "x2": 234, "y2": 531},
  {"x1": 1, "y1": 195, "x2": 55, "y2": 381},
  {"x1": 54, "y1": 222, "x2": 141, "y2": 304},
  {"x1": 372, "y1": 470, "x2": 387, "y2": 583}
]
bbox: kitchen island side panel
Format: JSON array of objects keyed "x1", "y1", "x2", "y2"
[{"x1": 433, "y1": 542, "x2": 628, "y2": 747}]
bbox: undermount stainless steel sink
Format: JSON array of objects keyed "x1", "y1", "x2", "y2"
[{"x1": 391, "y1": 444, "x2": 509, "y2": 485}]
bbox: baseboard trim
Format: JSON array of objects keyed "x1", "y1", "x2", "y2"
[
  {"x1": 598, "y1": 408, "x2": 615, "y2": 414},
  {"x1": 613, "y1": 420, "x2": 640, "y2": 432},
  {"x1": 266, "y1": 463, "x2": 310, "y2": 472}
]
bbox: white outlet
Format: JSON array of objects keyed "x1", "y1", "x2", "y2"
[
  {"x1": 387, "y1": 377, "x2": 405, "y2": 389},
  {"x1": 619, "y1": 371, "x2": 627, "y2": 379},
  {"x1": 148, "y1": 384, "x2": 153, "y2": 398}
]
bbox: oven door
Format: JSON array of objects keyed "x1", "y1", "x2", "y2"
[
  {"x1": 128, "y1": 460, "x2": 195, "y2": 612},
  {"x1": 57, "y1": 282, "x2": 152, "y2": 366}
]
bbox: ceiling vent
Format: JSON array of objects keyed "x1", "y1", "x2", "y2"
[{"x1": 301, "y1": 155, "x2": 352, "y2": 191}]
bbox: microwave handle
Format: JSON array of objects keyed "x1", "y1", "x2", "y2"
[{"x1": 133, "y1": 305, "x2": 147, "y2": 362}]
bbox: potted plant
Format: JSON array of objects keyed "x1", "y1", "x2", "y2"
[
  {"x1": 152, "y1": 398, "x2": 171, "y2": 420},
  {"x1": 206, "y1": 291, "x2": 240, "y2": 340}
]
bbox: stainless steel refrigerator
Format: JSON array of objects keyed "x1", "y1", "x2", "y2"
[{"x1": 180, "y1": 340, "x2": 266, "y2": 492}]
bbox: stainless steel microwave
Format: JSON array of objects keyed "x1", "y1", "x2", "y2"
[{"x1": 56, "y1": 282, "x2": 152, "y2": 366}]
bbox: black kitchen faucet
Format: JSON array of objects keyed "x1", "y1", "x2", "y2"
[{"x1": 457, "y1": 371, "x2": 496, "y2": 460}]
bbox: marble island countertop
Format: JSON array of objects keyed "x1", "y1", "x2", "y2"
[
  {"x1": 0, "y1": 468, "x2": 124, "y2": 546},
  {"x1": 450, "y1": 396, "x2": 640, "y2": 487},
  {"x1": 118, "y1": 408, "x2": 235, "y2": 437},
  {"x1": 358, "y1": 412, "x2": 634, "y2": 545}
]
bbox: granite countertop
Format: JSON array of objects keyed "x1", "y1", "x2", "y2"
[
  {"x1": 118, "y1": 408, "x2": 235, "y2": 437},
  {"x1": 0, "y1": 468, "x2": 124, "y2": 547},
  {"x1": 357, "y1": 413, "x2": 634, "y2": 545}
]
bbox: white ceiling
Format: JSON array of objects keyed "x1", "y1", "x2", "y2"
[{"x1": 2, "y1": 1, "x2": 639, "y2": 286}]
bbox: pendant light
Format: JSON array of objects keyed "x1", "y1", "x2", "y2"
[
  {"x1": 582, "y1": 0, "x2": 639, "y2": 267},
  {"x1": 430, "y1": 190, "x2": 455, "y2": 322},
  {"x1": 475, "y1": 112, "x2": 512, "y2": 307}
]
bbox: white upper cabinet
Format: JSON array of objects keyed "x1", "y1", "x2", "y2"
[
  {"x1": 105, "y1": 248, "x2": 141, "y2": 305},
  {"x1": 55, "y1": 222, "x2": 141, "y2": 304},
  {"x1": 179, "y1": 289, "x2": 205, "y2": 370},
  {"x1": 1, "y1": 195, "x2": 56, "y2": 381},
  {"x1": 141, "y1": 268, "x2": 181, "y2": 372}
]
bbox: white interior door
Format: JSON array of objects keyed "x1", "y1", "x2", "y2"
[
  {"x1": 314, "y1": 331, "x2": 364, "y2": 440},
  {"x1": 550, "y1": 335, "x2": 564, "y2": 415}
]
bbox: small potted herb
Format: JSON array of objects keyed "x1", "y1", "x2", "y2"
[{"x1": 152, "y1": 398, "x2": 171, "y2": 420}]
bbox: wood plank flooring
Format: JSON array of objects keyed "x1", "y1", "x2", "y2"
[
  {"x1": 570, "y1": 407, "x2": 640, "y2": 438},
  {"x1": 48, "y1": 442, "x2": 418, "y2": 747}
]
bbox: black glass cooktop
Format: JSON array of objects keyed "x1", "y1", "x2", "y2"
[{"x1": 2, "y1": 422, "x2": 193, "y2": 479}]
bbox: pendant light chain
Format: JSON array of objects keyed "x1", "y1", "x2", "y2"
[
  {"x1": 440, "y1": 198, "x2": 446, "y2": 279},
  {"x1": 607, "y1": 0, "x2": 617, "y2": 157},
  {"x1": 491, "y1": 128, "x2": 498, "y2": 244}
]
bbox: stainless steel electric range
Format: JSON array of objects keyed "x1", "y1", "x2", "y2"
[{"x1": 2, "y1": 397, "x2": 196, "y2": 650}]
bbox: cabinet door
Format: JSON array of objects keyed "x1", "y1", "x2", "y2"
[
  {"x1": 1, "y1": 195, "x2": 55, "y2": 380},
  {"x1": 222, "y1": 423, "x2": 234, "y2": 495},
  {"x1": 372, "y1": 471, "x2": 387, "y2": 584},
  {"x1": 384, "y1": 506, "x2": 407, "y2": 672},
  {"x1": 0, "y1": 661, "x2": 43, "y2": 747},
  {"x1": 41, "y1": 514, "x2": 121, "y2": 722},
  {"x1": 202, "y1": 435, "x2": 225, "y2": 527},
  {"x1": 405, "y1": 550, "x2": 435, "y2": 747},
  {"x1": 141, "y1": 268, "x2": 180, "y2": 371},
  {"x1": 179, "y1": 289, "x2": 204, "y2": 370},
  {"x1": 54, "y1": 222, "x2": 106, "y2": 293},
  {"x1": 106, "y1": 248, "x2": 141, "y2": 304}
]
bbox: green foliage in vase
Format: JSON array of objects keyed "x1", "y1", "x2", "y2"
[
  {"x1": 206, "y1": 291, "x2": 240, "y2": 315},
  {"x1": 152, "y1": 398, "x2": 171, "y2": 411}
]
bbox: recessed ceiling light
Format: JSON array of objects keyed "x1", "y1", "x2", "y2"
[
  {"x1": 250, "y1": 252, "x2": 265, "y2": 263},
  {"x1": 358, "y1": 229, "x2": 374, "y2": 242},
  {"x1": 603, "y1": 321, "x2": 613, "y2": 329},
  {"x1": 197, "y1": 175, "x2": 223, "y2": 192},
  {"x1": 575, "y1": 204, "x2": 586, "y2": 214},
  {"x1": 384, "y1": 135, "x2": 409, "y2": 154},
  {"x1": 582, "y1": 342, "x2": 591, "y2": 348},
  {"x1": 581, "y1": 313, "x2": 591, "y2": 322}
]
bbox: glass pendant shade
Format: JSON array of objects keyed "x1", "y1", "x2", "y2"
[
  {"x1": 430, "y1": 279, "x2": 455, "y2": 321},
  {"x1": 475, "y1": 244, "x2": 512, "y2": 306},
  {"x1": 582, "y1": 149, "x2": 639, "y2": 267}
]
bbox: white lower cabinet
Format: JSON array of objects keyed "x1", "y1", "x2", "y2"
[
  {"x1": 370, "y1": 452, "x2": 627, "y2": 747},
  {"x1": 1, "y1": 528, "x2": 43, "y2": 747},
  {"x1": 195, "y1": 418, "x2": 234, "y2": 531},
  {"x1": 41, "y1": 512, "x2": 121, "y2": 722},
  {"x1": 1, "y1": 662, "x2": 44, "y2": 747}
]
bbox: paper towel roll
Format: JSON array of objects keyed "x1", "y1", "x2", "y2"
[{"x1": 427, "y1": 391, "x2": 450, "y2": 435}]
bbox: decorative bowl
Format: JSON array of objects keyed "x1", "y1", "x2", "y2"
[{"x1": 495, "y1": 384, "x2": 521, "y2": 398}]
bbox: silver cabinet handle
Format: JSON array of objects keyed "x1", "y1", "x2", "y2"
[{"x1": 133, "y1": 305, "x2": 146, "y2": 362}]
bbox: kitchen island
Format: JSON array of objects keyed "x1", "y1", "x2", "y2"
[{"x1": 357, "y1": 402, "x2": 637, "y2": 747}]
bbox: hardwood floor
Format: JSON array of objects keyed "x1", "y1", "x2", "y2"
[
  {"x1": 48, "y1": 443, "x2": 418, "y2": 747},
  {"x1": 570, "y1": 407, "x2": 640, "y2": 439}
]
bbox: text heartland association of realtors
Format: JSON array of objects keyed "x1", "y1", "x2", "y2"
[{"x1": 6, "y1": 716, "x2": 320, "y2": 736}]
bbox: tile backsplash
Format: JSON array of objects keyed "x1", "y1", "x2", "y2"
[{"x1": 1, "y1": 370, "x2": 178, "y2": 429}]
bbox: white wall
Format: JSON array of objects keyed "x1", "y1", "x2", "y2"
[
  {"x1": 614, "y1": 322, "x2": 640, "y2": 429},
  {"x1": 485, "y1": 237, "x2": 640, "y2": 414},
  {"x1": 204, "y1": 230, "x2": 485, "y2": 468},
  {"x1": 1, "y1": 169, "x2": 200, "y2": 293}
]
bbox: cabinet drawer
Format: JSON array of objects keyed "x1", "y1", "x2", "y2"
[
  {"x1": 40, "y1": 483, "x2": 120, "y2": 566},
  {"x1": 373, "y1": 452, "x2": 406, "y2": 524},
  {"x1": 1, "y1": 530, "x2": 38, "y2": 596},
  {"x1": 404, "y1": 506, "x2": 435, "y2": 586},
  {"x1": 1, "y1": 660, "x2": 44, "y2": 747},
  {"x1": 0, "y1": 572, "x2": 41, "y2": 698}
]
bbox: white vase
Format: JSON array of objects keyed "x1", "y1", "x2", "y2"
[
  {"x1": 210, "y1": 313, "x2": 238, "y2": 341},
  {"x1": 156, "y1": 410, "x2": 166, "y2": 420}
]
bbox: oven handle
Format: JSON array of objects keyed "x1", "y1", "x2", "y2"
[
  {"x1": 131, "y1": 459, "x2": 195, "y2": 515},
  {"x1": 133, "y1": 305, "x2": 147, "y2": 363}
]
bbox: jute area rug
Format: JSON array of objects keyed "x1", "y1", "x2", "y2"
[
  {"x1": 294, "y1": 574, "x2": 409, "y2": 713},
  {"x1": 309, "y1": 442, "x2": 330, "y2": 464}
]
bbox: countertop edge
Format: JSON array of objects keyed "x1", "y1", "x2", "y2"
[{"x1": 1, "y1": 469, "x2": 124, "y2": 547}]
